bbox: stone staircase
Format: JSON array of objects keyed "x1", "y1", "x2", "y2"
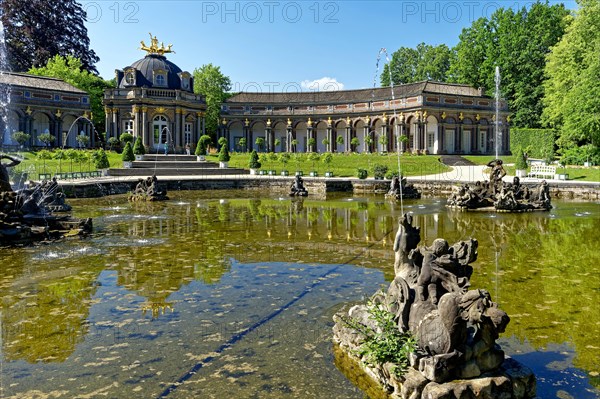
[{"x1": 108, "y1": 155, "x2": 249, "y2": 177}]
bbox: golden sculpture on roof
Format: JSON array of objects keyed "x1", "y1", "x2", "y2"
[{"x1": 140, "y1": 33, "x2": 175, "y2": 55}]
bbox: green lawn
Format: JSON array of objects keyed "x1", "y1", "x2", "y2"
[{"x1": 211, "y1": 152, "x2": 450, "y2": 178}]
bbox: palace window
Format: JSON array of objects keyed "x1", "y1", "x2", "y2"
[
  {"x1": 125, "y1": 72, "x2": 136, "y2": 85},
  {"x1": 181, "y1": 77, "x2": 189, "y2": 90},
  {"x1": 155, "y1": 74, "x2": 166, "y2": 86},
  {"x1": 184, "y1": 123, "x2": 193, "y2": 145},
  {"x1": 428, "y1": 133, "x2": 434, "y2": 148},
  {"x1": 124, "y1": 120, "x2": 134, "y2": 135}
]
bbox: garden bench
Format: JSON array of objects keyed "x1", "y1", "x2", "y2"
[
  {"x1": 527, "y1": 164, "x2": 556, "y2": 179},
  {"x1": 38, "y1": 173, "x2": 52, "y2": 181}
]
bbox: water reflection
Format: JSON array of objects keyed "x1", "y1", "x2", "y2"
[{"x1": 0, "y1": 194, "x2": 597, "y2": 398}]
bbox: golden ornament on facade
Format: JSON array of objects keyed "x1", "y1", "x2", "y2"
[
  {"x1": 26, "y1": 106, "x2": 32, "y2": 115},
  {"x1": 475, "y1": 114, "x2": 480, "y2": 121},
  {"x1": 266, "y1": 118, "x2": 272, "y2": 127},
  {"x1": 287, "y1": 118, "x2": 292, "y2": 126},
  {"x1": 382, "y1": 113, "x2": 388, "y2": 123},
  {"x1": 222, "y1": 118, "x2": 227, "y2": 125},
  {"x1": 399, "y1": 112, "x2": 405, "y2": 123},
  {"x1": 55, "y1": 109, "x2": 62, "y2": 118},
  {"x1": 132, "y1": 105, "x2": 138, "y2": 113},
  {"x1": 422, "y1": 111, "x2": 427, "y2": 119},
  {"x1": 196, "y1": 111, "x2": 204, "y2": 117},
  {"x1": 459, "y1": 112, "x2": 464, "y2": 121},
  {"x1": 327, "y1": 116, "x2": 332, "y2": 126},
  {"x1": 140, "y1": 33, "x2": 175, "y2": 55},
  {"x1": 346, "y1": 116, "x2": 351, "y2": 125},
  {"x1": 365, "y1": 115, "x2": 371, "y2": 124},
  {"x1": 245, "y1": 118, "x2": 250, "y2": 127},
  {"x1": 142, "y1": 106, "x2": 148, "y2": 113},
  {"x1": 104, "y1": 107, "x2": 111, "y2": 114},
  {"x1": 307, "y1": 117, "x2": 313, "y2": 127},
  {"x1": 155, "y1": 107, "x2": 166, "y2": 114},
  {"x1": 441, "y1": 111, "x2": 446, "y2": 120}
]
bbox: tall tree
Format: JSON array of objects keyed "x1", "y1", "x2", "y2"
[
  {"x1": 449, "y1": 2, "x2": 570, "y2": 128},
  {"x1": 29, "y1": 55, "x2": 112, "y2": 133},
  {"x1": 193, "y1": 64, "x2": 231, "y2": 137},
  {"x1": 381, "y1": 43, "x2": 452, "y2": 86},
  {"x1": 543, "y1": 0, "x2": 600, "y2": 149},
  {"x1": 1, "y1": 0, "x2": 99, "y2": 73}
]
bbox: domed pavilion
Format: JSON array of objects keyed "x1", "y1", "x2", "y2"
[{"x1": 103, "y1": 34, "x2": 206, "y2": 152}]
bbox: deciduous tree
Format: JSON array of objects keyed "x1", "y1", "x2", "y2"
[
  {"x1": 1, "y1": 0, "x2": 99, "y2": 73},
  {"x1": 193, "y1": 64, "x2": 231, "y2": 138}
]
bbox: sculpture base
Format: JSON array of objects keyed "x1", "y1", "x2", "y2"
[{"x1": 333, "y1": 343, "x2": 537, "y2": 399}]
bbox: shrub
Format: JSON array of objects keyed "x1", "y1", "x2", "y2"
[
  {"x1": 218, "y1": 139, "x2": 230, "y2": 162},
  {"x1": 196, "y1": 135, "x2": 211, "y2": 156},
  {"x1": 340, "y1": 301, "x2": 416, "y2": 377},
  {"x1": 372, "y1": 164, "x2": 388, "y2": 179},
  {"x1": 107, "y1": 137, "x2": 119, "y2": 149},
  {"x1": 255, "y1": 137, "x2": 265, "y2": 152},
  {"x1": 385, "y1": 170, "x2": 400, "y2": 180},
  {"x1": 307, "y1": 138, "x2": 316, "y2": 151},
  {"x1": 119, "y1": 132, "x2": 134, "y2": 144},
  {"x1": 93, "y1": 149, "x2": 110, "y2": 169},
  {"x1": 38, "y1": 132, "x2": 55, "y2": 147},
  {"x1": 351, "y1": 137, "x2": 360, "y2": 151},
  {"x1": 559, "y1": 144, "x2": 600, "y2": 166},
  {"x1": 122, "y1": 142, "x2": 135, "y2": 162},
  {"x1": 278, "y1": 152, "x2": 291, "y2": 169},
  {"x1": 248, "y1": 150, "x2": 261, "y2": 169},
  {"x1": 133, "y1": 136, "x2": 145, "y2": 155},
  {"x1": 11, "y1": 131, "x2": 31, "y2": 147},
  {"x1": 75, "y1": 135, "x2": 90, "y2": 148},
  {"x1": 357, "y1": 168, "x2": 368, "y2": 179},
  {"x1": 514, "y1": 146, "x2": 527, "y2": 170},
  {"x1": 322, "y1": 153, "x2": 333, "y2": 169},
  {"x1": 510, "y1": 128, "x2": 554, "y2": 159}
]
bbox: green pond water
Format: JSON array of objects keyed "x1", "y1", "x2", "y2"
[{"x1": 0, "y1": 191, "x2": 598, "y2": 399}]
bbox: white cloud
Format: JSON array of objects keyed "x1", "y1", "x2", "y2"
[{"x1": 300, "y1": 77, "x2": 345, "y2": 91}]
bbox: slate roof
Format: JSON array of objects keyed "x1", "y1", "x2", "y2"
[
  {"x1": 118, "y1": 54, "x2": 185, "y2": 90},
  {"x1": 227, "y1": 81, "x2": 485, "y2": 104},
  {"x1": 0, "y1": 71, "x2": 86, "y2": 93}
]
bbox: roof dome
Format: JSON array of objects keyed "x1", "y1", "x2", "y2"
[{"x1": 118, "y1": 54, "x2": 192, "y2": 91}]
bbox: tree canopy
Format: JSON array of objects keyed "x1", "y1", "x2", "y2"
[
  {"x1": 543, "y1": 0, "x2": 600, "y2": 150},
  {"x1": 381, "y1": 43, "x2": 453, "y2": 86},
  {"x1": 448, "y1": 2, "x2": 570, "y2": 128},
  {"x1": 1, "y1": 0, "x2": 99, "y2": 73},
  {"x1": 193, "y1": 64, "x2": 231, "y2": 137},
  {"x1": 28, "y1": 55, "x2": 112, "y2": 134}
]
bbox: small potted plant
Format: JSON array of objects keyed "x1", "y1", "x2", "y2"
[
  {"x1": 308, "y1": 152, "x2": 320, "y2": 176},
  {"x1": 372, "y1": 164, "x2": 388, "y2": 180},
  {"x1": 195, "y1": 135, "x2": 211, "y2": 161},
  {"x1": 122, "y1": 142, "x2": 135, "y2": 168},
  {"x1": 279, "y1": 152, "x2": 290, "y2": 176},
  {"x1": 514, "y1": 146, "x2": 528, "y2": 178},
  {"x1": 322, "y1": 153, "x2": 334, "y2": 177},
  {"x1": 307, "y1": 137, "x2": 317, "y2": 153},
  {"x1": 133, "y1": 136, "x2": 145, "y2": 160},
  {"x1": 93, "y1": 148, "x2": 110, "y2": 176},
  {"x1": 336, "y1": 135, "x2": 344, "y2": 152},
  {"x1": 357, "y1": 168, "x2": 368, "y2": 179},
  {"x1": 218, "y1": 138, "x2": 230, "y2": 168},
  {"x1": 259, "y1": 153, "x2": 268, "y2": 175},
  {"x1": 248, "y1": 150, "x2": 261, "y2": 175},
  {"x1": 119, "y1": 132, "x2": 134, "y2": 146},
  {"x1": 350, "y1": 137, "x2": 360, "y2": 153},
  {"x1": 291, "y1": 139, "x2": 298, "y2": 153}
]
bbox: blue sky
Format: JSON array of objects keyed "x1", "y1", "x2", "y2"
[{"x1": 82, "y1": 0, "x2": 577, "y2": 91}]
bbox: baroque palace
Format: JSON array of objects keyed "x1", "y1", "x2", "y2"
[
  {"x1": 0, "y1": 37, "x2": 510, "y2": 154},
  {"x1": 105, "y1": 36, "x2": 509, "y2": 155}
]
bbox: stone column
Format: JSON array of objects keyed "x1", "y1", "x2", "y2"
[
  {"x1": 286, "y1": 125, "x2": 293, "y2": 153},
  {"x1": 345, "y1": 125, "x2": 352, "y2": 153},
  {"x1": 326, "y1": 125, "x2": 333, "y2": 152},
  {"x1": 112, "y1": 108, "x2": 119, "y2": 139},
  {"x1": 141, "y1": 107, "x2": 148, "y2": 147},
  {"x1": 265, "y1": 124, "x2": 272, "y2": 152},
  {"x1": 381, "y1": 123, "x2": 388, "y2": 152},
  {"x1": 104, "y1": 108, "x2": 112, "y2": 140},
  {"x1": 307, "y1": 126, "x2": 314, "y2": 153},
  {"x1": 363, "y1": 125, "x2": 370, "y2": 153}
]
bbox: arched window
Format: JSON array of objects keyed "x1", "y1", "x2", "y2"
[
  {"x1": 155, "y1": 74, "x2": 165, "y2": 86},
  {"x1": 153, "y1": 115, "x2": 169, "y2": 146}
]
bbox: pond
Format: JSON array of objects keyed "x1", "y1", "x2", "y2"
[{"x1": 0, "y1": 192, "x2": 598, "y2": 399}]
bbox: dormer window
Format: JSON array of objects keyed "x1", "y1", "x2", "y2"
[
  {"x1": 181, "y1": 77, "x2": 189, "y2": 89},
  {"x1": 125, "y1": 72, "x2": 136, "y2": 85},
  {"x1": 155, "y1": 74, "x2": 165, "y2": 86},
  {"x1": 153, "y1": 68, "x2": 168, "y2": 87}
]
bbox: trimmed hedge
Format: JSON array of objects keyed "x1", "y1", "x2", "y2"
[{"x1": 510, "y1": 128, "x2": 554, "y2": 160}]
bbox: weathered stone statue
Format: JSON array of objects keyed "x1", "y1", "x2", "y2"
[
  {"x1": 0, "y1": 179, "x2": 92, "y2": 245},
  {"x1": 385, "y1": 175, "x2": 421, "y2": 200},
  {"x1": 129, "y1": 175, "x2": 169, "y2": 201},
  {"x1": 289, "y1": 174, "x2": 308, "y2": 197},
  {"x1": 0, "y1": 154, "x2": 22, "y2": 192},
  {"x1": 333, "y1": 214, "x2": 536, "y2": 399},
  {"x1": 447, "y1": 162, "x2": 552, "y2": 212}
]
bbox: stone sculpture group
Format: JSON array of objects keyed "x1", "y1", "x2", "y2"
[
  {"x1": 289, "y1": 174, "x2": 308, "y2": 197},
  {"x1": 129, "y1": 175, "x2": 169, "y2": 201},
  {"x1": 333, "y1": 213, "x2": 536, "y2": 399},
  {"x1": 385, "y1": 176, "x2": 421, "y2": 200},
  {"x1": 0, "y1": 155, "x2": 92, "y2": 245},
  {"x1": 447, "y1": 160, "x2": 551, "y2": 211}
]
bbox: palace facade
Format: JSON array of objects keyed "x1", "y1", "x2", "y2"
[
  {"x1": 221, "y1": 82, "x2": 510, "y2": 155},
  {"x1": 0, "y1": 72, "x2": 93, "y2": 148},
  {"x1": 102, "y1": 38, "x2": 509, "y2": 155}
]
